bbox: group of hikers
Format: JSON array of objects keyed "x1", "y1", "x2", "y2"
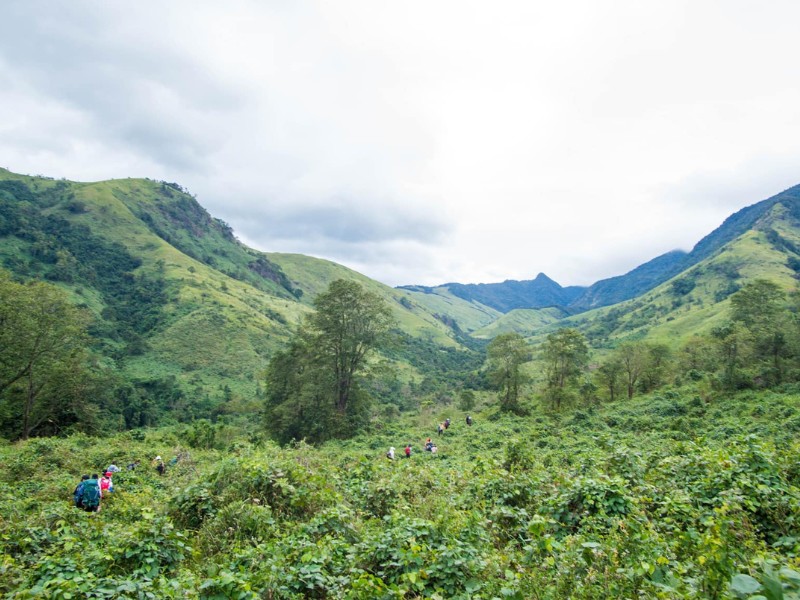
[
  {"x1": 72, "y1": 455, "x2": 169, "y2": 512},
  {"x1": 386, "y1": 414, "x2": 474, "y2": 460},
  {"x1": 72, "y1": 464, "x2": 119, "y2": 513}
]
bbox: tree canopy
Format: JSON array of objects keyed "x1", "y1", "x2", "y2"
[{"x1": 264, "y1": 279, "x2": 394, "y2": 444}]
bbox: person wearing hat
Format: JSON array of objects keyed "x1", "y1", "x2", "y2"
[{"x1": 155, "y1": 456, "x2": 166, "y2": 476}]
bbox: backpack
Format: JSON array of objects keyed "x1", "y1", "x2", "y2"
[
  {"x1": 73, "y1": 482, "x2": 85, "y2": 506},
  {"x1": 81, "y1": 480, "x2": 101, "y2": 509}
]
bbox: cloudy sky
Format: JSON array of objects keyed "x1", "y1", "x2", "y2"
[{"x1": 2, "y1": 1, "x2": 799, "y2": 287}]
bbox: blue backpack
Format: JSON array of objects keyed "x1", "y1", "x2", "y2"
[{"x1": 81, "y1": 479, "x2": 101, "y2": 509}]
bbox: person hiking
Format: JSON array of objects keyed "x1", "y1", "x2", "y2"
[
  {"x1": 437, "y1": 423, "x2": 444, "y2": 436},
  {"x1": 100, "y1": 471, "x2": 114, "y2": 495},
  {"x1": 106, "y1": 463, "x2": 121, "y2": 473},
  {"x1": 81, "y1": 474, "x2": 102, "y2": 513},
  {"x1": 386, "y1": 447, "x2": 395, "y2": 460},
  {"x1": 444, "y1": 418, "x2": 450, "y2": 429},
  {"x1": 73, "y1": 474, "x2": 89, "y2": 508},
  {"x1": 425, "y1": 438, "x2": 433, "y2": 452},
  {"x1": 154, "y1": 456, "x2": 166, "y2": 476},
  {"x1": 404, "y1": 444, "x2": 412, "y2": 458},
  {"x1": 466, "y1": 415, "x2": 473, "y2": 426}
]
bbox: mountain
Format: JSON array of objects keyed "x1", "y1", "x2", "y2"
[
  {"x1": 3, "y1": 165, "x2": 800, "y2": 428},
  {"x1": 568, "y1": 183, "x2": 800, "y2": 311},
  {"x1": 399, "y1": 272, "x2": 584, "y2": 313},
  {"x1": 563, "y1": 195, "x2": 800, "y2": 350},
  {"x1": 401, "y1": 184, "x2": 800, "y2": 323},
  {"x1": 0, "y1": 168, "x2": 477, "y2": 424}
]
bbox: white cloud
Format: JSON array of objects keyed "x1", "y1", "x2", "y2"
[{"x1": 1, "y1": 0, "x2": 800, "y2": 286}]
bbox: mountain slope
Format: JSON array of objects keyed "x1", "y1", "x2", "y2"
[
  {"x1": 400, "y1": 273, "x2": 584, "y2": 313},
  {"x1": 562, "y1": 198, "x2": 800, "y2": 350},
  {"x1": 0, "y1": 169, "x2": 478, "y2": 422},
  {"x1": 568, "y1": 184, "x2": 800, "y2": 311}
]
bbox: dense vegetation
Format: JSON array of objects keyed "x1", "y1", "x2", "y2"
[{"x1": 1, "y1": 384, "x2": 799, "y2": 598}]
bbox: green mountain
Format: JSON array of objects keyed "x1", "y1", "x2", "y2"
[
  {"x1": 3, "y1": 166, "x2": 800, "y2": 431},
  {"x1": 564, "y1": 197, "x2": 800, "y2": 350},
  {"x1": 402, "y1": 184, "x2": 800, "y2": 320},
  {"x1": 568, "y1": 183, "x2": 800, "y2": 311},
  {"x1": 0, "y1": 169, "x2": 477, "y2": 425},
  {"x1": 400, "y1": 272, "x2": 584, "y2": 312}
]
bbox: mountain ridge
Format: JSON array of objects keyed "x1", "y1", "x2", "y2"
[{"x1": 403, "y1": 183, "x2": 800, "y2": 315}]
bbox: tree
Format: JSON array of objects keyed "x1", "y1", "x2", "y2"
[
  {"x1": 487, "y1": 332, "x2": 530, "y2": 413},
  {"x1": 264, "y1": 279, "x2": 394, "y2": 444},
  {"x1": 0, "y1": 271, "x2": 91, "y2": 439},
  {"x1": 541, "y1": 328, "x2": 589, "y2": 409},
  {"x1": 306, "y1": 279, "x2": 395, "y2": 416},
  {"x1": 711, "y1": 322, "x2": 753, "y2": 390},
  {"x1": 595, "y1": 357, "x2": 624, "y2": 402},
  {"x1": 730, "y1": 280, "x2": 789, "y2": 385},
  {"x1": 617, "y1": 341, "x2": 650, "y2": 400}
]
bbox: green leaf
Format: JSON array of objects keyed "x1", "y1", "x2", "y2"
[
  {"x1": 762, "y1": 572, "x2": 784, "y2": 600},
  {"x1": 731, "y1": 574, "x2": 762, "y2": 596}
]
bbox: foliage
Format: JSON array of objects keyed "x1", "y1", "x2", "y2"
[
  {"x1": 541, "y1": 328, "x2": 589, "y2": 409},
  {"x1": 264, "y1": 280, "x2": 395, "y2": 443},
  {"x1": 487, "y1": 332, "x2": 530, "y2": 413},
  {"x1": 2, "y1": 385, "x2": 800, "y2": 598},
  {"x1": 0, "y1": 271, "x2": 102, "y2": 440}
]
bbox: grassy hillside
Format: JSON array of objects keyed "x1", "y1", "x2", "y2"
[
  {"x1": 472, "y1": 306, "x2": 568, "y2": 339},
  {"x1": 385, "y1": 284, "x2": 502, "y2": 334},
  {"x1": 561, "y1": 200, "x2": 800, "y2": 351},
  {"x1": 0, "y1": 169, "x2": 481, "y2": 426},
  {"x1": 569, "y1": 184, "x2": 800, "y2": 312}
]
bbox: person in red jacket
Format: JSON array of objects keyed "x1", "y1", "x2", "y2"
[{"x1": 404, "y1": 444, "x2": 411, "y2": 458}]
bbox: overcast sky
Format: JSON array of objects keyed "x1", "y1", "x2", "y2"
[{"x1": 2, "y1": 1, "x2": 799, "y2": 287}]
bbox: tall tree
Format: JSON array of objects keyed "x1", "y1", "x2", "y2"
[
  {"x1": 487, "y1": 332, "x2": 530, "y2": 413},
  {"x1": 617, "y1": 341, "x2": 650, "y2": 400},
  {"x1": 0, "y1": 271, "x2": 91, "y2": 439},
  {"x1": 541, "y1": 328, "x2": 589, "y2": 409},
  {"x1": 730, "y1": 280, "x2": 788, "y2": 385},
  {"x1": 264, "y1": 279, "x2": 394, "y2": 444}
]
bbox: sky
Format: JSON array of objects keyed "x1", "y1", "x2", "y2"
[{"x1": 1, "y1": 1, "x2": 799, "y2": 287}]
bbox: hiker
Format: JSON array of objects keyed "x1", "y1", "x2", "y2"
[
  {"x1": 155, "y1": 456, "x2": 166, "y2": 476},
  {"x1": 106, "y1": 463, "x2": 121, "y2": 473},
  {"x1": 425, "y1": 438, "x2": 433, "y2": 452},
  {"x1": 404, "y1": 444, "x2": 412, "y2": 458},
  {"x1": 466, "y1": 415, "x2": 473, "y2": 426},
  {"x1": 126, "y1": 460, "x2": 140, "y2": 471},
  {"x1": 437, "y1": 423, "x2": 444, "y2": 435},
  {"x1": 444, "y1": 418, "x2": 450, "y2": 429},
  {"x1": 81, "y1": 474, "x2": 102, "y2": 513},
  {"x1": 73, "y1": 474, "x2": 89, "y2": 508},
  {"x1": 387, "y1": 447, "x2": 395, "y2": 460},
  {"x1": 100, "y1": 471, "x2": 114, "y2": 495}
]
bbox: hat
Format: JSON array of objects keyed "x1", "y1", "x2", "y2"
[
  {"x1": 155, "y1": 456, "x2": 162, "y2": 461},
  {"x1": 104, "y1": 471, "x2": 112, "y2": 477}
]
